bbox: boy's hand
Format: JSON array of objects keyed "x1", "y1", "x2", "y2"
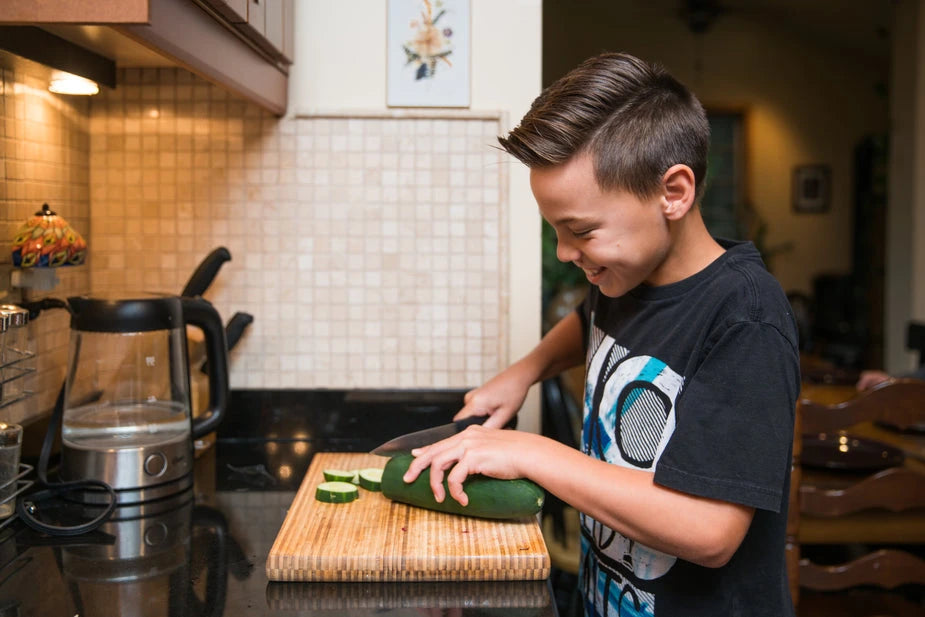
[
  {"x1": 453, "y1": 369, "x2": 532, "y2": 429},
  {"x1": 402, "y1": 425, "x2": 539, "y2": 506}
]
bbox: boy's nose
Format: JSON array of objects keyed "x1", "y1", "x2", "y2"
[{"x1": 556, "y1": 237, "x2": 580, "y2": 263}]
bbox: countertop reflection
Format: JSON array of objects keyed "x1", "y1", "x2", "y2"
[{"x1": 0, "y1": 389, "x2": 557, "y2": 616}]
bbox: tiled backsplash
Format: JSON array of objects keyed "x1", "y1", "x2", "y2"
[
  {"x1": 90, "y1": 69, "x2": 506, "y2": 391},
  {"x1": 1, "y1": 55, "x2": 91, "y2": 425}
]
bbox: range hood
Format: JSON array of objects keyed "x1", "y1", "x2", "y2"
[{"x1": 0, "y1": 0, "x2": 289, "y2": 115}]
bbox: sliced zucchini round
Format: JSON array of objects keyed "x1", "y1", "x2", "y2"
[
  {"x1": 357, "y1": 468, "x2": 384, "y2": 491},
  {"x1": 315, "y1": 481, "x2": 359, "y2": 503},
  {"x1": 323, "y1": 469, "x2": 359, "y2": 483}
]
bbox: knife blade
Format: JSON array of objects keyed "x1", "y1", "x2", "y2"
[{"x1": 371, "y1": 415, "x2": 487, "y2": 456}]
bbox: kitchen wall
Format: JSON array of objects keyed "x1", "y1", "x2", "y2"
[
  {"x1": 293, "y1": 0, "x2": 544, "y2": 431},
  {"x1": 89, "y1": 67, "x2": 509, "y2": 392},
  {"x1": 886, "y1": 0, "x2": 925, "y2": 373},
  {"x1": 1, "y1": 0, "x2": 545, "y2": 431},
  {"x1": 543, "y1": 0, "x2": 891, "y2": 297},
  {"x1": 2, "y1": 65, "x2": 514, "y2": 427},
  {"x1": 0, "y1": 53, "x2": 91, "y2": 425}
]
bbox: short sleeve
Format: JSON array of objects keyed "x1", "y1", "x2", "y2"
[{"x1": 653, "y1": 321, "x2": 800, "y2": 512}]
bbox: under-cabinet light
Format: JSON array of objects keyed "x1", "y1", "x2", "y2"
[
  {"x1": 48, "y1": 72, "x2": 99, "y2": 96},
  {"x1": 0, "y1": 26, "x2": 116, "y2": 90}
]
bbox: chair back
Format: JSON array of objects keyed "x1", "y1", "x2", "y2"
[
  {"x1": 788, "y1": 378, "x2": 925, "y2": 613},
  {"x1": 799, "y1": 378, "x2": 925, "y2": 434}
]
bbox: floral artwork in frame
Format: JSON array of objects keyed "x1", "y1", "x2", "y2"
[{"x1": 387, "y1": 0, "x2": 470, "y2": 108}]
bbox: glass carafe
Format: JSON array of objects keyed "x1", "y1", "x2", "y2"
[{"x1": 61, "y1": 294, "x2": 228, "y2": 504}]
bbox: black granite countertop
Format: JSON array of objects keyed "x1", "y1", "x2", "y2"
[{"x1": 0, "y1": 390, "x2": 559, "y2": 616}]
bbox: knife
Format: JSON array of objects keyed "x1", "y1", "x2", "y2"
[{"x1": 371, "y1": 415, "x2": 487, "y2": 457}]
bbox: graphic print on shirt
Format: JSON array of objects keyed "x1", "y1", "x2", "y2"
[{"x1": 580, "y1": 319, "x2": 685, "y2": 617}]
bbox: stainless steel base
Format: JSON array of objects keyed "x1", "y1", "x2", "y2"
[
  {"x1": 61, "y1": 491, "x2": 194, "y2": 583},
  {"x1": 60, "y1": 433, "x2": 194, "y2": 505}
]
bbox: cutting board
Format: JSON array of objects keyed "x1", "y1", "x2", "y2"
[
  {"x1": 266, "y1": 580, "x2": 551, "y2": 610},
  {"x1": 266, "y1": 452, "x2": 551, "y2": 582}
]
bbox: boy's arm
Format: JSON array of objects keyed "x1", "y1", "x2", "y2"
[
  {"x1": 454, "y1": 310, "x2": 586, "y2": 429},
  {"x1": 406, "y1": 427, "x2": 754, "y2": 568},
  {"x1": 523, "y1": 435, "x2": 755, "y2": 568},
  {"x1": 408, "y1": 308, "x2": 756, "y2": 568}
]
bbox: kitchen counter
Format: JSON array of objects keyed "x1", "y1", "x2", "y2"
[{"x1": 0, "y1": 389, "x2": 558, "y2": 616}]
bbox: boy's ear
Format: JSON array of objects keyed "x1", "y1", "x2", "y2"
[{"x1": 660, "y1": 164, "x2": 696, "y2": 221}]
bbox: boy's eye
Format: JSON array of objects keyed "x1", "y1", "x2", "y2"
[{"x1": 572, "y1": 228, "x2": 594, "y2": 238}]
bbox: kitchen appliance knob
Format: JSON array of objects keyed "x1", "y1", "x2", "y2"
[
  {"x1": 144, "y1": 522, "x2": 170, "y2": 547},
  {"x1": 143, "y1": 452, "x2": 168, "y2": 477}
]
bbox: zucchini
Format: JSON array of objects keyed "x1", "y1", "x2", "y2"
[
  {"x1": 316, "y1": 481, "x2": 359, "y2": 503},
  {"x1": 381, "y1": 454, "x2": 545, "y2": 520},
  {"x1": 323, "y1": 469, "x2": 359, "y2": 483},
  {"x1": 357, "y1": 468, "x2": 383, "y2": 491}
]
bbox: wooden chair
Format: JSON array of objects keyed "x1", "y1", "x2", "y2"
[{"x1": 787, "y1": 378, "x2": 925, "y2": 615}]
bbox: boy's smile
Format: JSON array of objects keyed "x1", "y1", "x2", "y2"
[{"x1": 531, "y1": 152, "x2": 674, "y2": 298}]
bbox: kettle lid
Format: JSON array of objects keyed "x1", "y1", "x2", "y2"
[{"x1": 68, "y1": 293, "x2": 184, "y2": 333}]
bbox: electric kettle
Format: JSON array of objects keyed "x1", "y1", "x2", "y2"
[{"x1": 60, "y1": 293, "x2": 228, "y2": 504}]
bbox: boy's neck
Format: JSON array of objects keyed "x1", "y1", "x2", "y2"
[{"x1": 647, "y1": 208, "x2": 726, "y2": 287}]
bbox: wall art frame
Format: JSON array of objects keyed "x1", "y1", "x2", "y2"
[
  {"x1": 386, "y1": 0, "x2": 471, "y2": 108},
  {"x1": 792, "y1": 164, "x2": 831, "y2": 213}
]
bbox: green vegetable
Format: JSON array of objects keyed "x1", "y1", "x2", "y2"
[
  {"x1": 323, "y1": 469, "x2": 359, "y2": 483},
  {"x1": 315, "y1": 481, "x2": 359, "y2": 503},
  {"x1": 357, "y1": 468, "x2": 383, "y2": 491},
  {"x1": 381, "y1": 454, "x2": 545, "y2": 520}
]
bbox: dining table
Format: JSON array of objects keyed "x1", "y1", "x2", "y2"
[{"x1": 797, "y1": 382, "x2": 925, "y2": 545}]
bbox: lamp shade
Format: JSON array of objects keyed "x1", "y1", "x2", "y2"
[{"x1": 12, "y1": 203, "x2": 87, "y2": 268}]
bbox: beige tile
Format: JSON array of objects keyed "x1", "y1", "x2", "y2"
[{"x1": 28, "y1": 67, "x2": 516, "y2": 393}]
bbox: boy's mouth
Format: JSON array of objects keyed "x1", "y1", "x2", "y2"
[{"x1": 582, "y1": 265, "x2": 605, "y2": 279}]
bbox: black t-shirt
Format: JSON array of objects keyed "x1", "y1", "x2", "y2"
[{"x1": 576, "y1": 240, "x2": 800, "y2": 617}]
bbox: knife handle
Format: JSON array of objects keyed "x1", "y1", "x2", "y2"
[{"x1": 453, "y1": 415, "x2": 488, "y2": 431}]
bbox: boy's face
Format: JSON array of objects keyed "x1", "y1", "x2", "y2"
[{"x1": 531, "y1": 153, "x2": 672, "y2": 298}]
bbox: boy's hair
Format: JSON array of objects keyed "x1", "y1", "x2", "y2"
[{"x1": 498, "y1": 52, "x2": 710, "y2": 202}]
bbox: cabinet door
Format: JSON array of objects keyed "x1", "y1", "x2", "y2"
[
  {"x1": 245, "y1": 0, "x2": 265, "y2": 37},
  {"x1": 281, "y1": 0, "x2": 293, "y2": 63},
  {"x1": 264, "y1": 0, "x2": 284, "y2": 56},
  {"x1": 202, "y1": 0, "x2": 247, "y2": 23}
]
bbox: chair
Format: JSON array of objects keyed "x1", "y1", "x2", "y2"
[
  {"x1": 787, "y1": 379, "x2": 925, "y2": 615},
  {"x1": 540, "y1": 370, "x2": 584, "y2": 617}
]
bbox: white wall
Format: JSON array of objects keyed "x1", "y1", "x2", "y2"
[
  {"x1": 289, "y1": 0, "x2": 544, "y2": 431},
  {"x1": 887, "y1": 0, "x2": 925, "y2": 373}
]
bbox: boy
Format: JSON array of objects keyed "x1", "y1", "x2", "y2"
[{"x1": 404, "y1": 52, "x2": 800, "y2": 616}]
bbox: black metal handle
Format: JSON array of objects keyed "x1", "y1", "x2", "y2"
[
  {"x1": 201, "y1": 312, "x2": 253, "y2": 375},
  {"x1": 452, "y1": 415, "x2": 488, "y2": 432},
  {"x1": 182, "y1": 297, "x2": 229, "y2": 439},
  {"x1": 181, "y1": 247, "x2": 231, "y2": 298}
]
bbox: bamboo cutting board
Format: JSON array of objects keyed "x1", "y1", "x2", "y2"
[
  {"x1": 266, "y1": 452, "x2": 550, "y2": 582},
  {"x1": 266, "y1": 580, "x2": 551, "y2": 610}
]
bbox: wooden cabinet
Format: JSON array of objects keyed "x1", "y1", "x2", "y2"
[
  {"x1": 243, "y1": 0, "x2": 266, "y2": 38},
  {"x1": 264, "y1": 0, "x2": 286, "y2": 60},
  {"x1": 0, "y1": 0, "x2": 293, "y2": 115},
  {"x1": 203, "y1": 0, "x2": 293, "y2": 64},
  {"x1": 202, "y1": 0, "x2": 248, "y2": 23},
  {"x1": 0, "y1": 0, "x2": 149, "y2": 22}
]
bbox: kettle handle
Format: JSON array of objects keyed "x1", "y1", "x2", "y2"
[{"x1": 182, "y1": 297, "x2": 229, "y2": 439}]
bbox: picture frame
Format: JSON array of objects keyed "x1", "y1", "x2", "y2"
[
  {"x1": 387, "y1": 0, "x2": 471, "y2": 108},
  {"x1": 792, "y1": 165, "x2": 831, "y2": 213}
]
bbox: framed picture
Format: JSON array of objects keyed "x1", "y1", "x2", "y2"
[
  {"x1": 387, "y1": 0, "x2": 471, "y2": 108},
  {"x1": 792, "y1": 165, "x2": 831, "y2": 213}
]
